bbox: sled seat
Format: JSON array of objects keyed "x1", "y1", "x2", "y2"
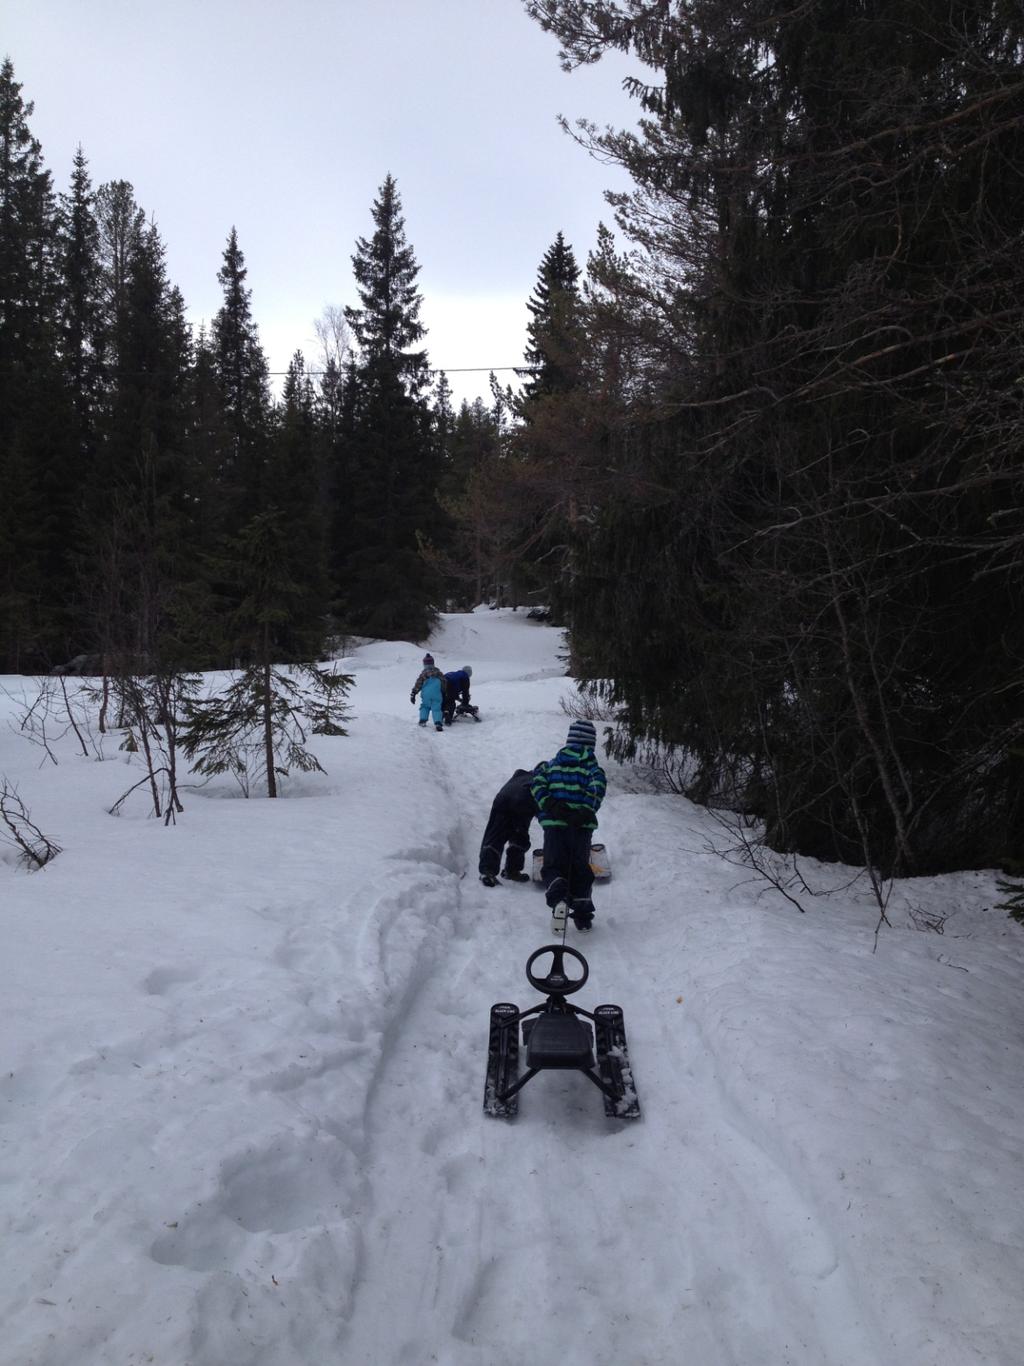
[{"x1": 522, "y1": 1012, "x2": 595, "y2": 1070}]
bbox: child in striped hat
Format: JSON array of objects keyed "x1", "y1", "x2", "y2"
[{"x1": 530, "y1": 719, "x2": 606, "y2": 930}]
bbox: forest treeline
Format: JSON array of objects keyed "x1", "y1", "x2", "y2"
[
  {"x1": 2, "y1": 0, "x2": 1024, "y2": 877},
  {"x1": 516, "y1": 0, "x2": 1024, "y2": 880},
  {"x1": 0, "y1": 64, "x2": 504, "y2": 672}
]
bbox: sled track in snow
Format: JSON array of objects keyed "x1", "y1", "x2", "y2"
[{"x1": 340, "y1": 700, "x2": 890, "y2": 1365}]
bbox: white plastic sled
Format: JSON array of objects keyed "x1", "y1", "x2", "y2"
[{"x1": 532, "y1": 841, "x2": 611, "y2": 884}]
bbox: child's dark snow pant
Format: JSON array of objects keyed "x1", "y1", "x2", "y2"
[
  {"x1": 478, "y1": 770, "x2": 536, "y2": 879},
  {"x1": 478, "y1": 805, "x2": 532, "y2": 880},
  {"x1": 539, "y1": 823, "x2": 595, "y2": 919}
]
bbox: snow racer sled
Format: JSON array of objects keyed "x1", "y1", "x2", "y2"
[
  {"x1": 483, "y1": 944, "x2": 640, "y2": 1120},
  {"x1": 531, "y1": 841, "x2": 611, "y2": 883},
  {"x1": 448, "y1": 700, "x2": 481, "y2": 723}
]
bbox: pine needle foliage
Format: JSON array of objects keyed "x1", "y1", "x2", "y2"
[{"x1": 525, "y1": 0, "x2": 1024, "y2": 877}]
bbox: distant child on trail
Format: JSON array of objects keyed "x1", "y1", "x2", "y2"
[
  {"x1": 531, "y1": 719, "x2": 607, "y2": 930},
  {"x1": 442, "y1": 666, "x2": 473, "y2": 725},
  {"x1": 479, "y1": 766, "x2": 541, "y2": 887},
  {"x1": 410, "y1": 653, "x2": 446, "y2": 731}
]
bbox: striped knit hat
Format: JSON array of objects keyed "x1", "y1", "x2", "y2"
[
  {"x1": 566, "y1": 719, "x2": 597, "y2": 749},
  {"x1": 422, "y1": 653, "x2": 434, "y2": 665}
]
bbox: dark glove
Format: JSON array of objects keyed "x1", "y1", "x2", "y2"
[
  {"x1": 568, "y1": 806, "x2": 593, "y2": 828},
  {"x1": 549, "y1": 799, "x2": 574, "y2": 821},
  {"x1": 409, "y1": 693, "x2": 416, "y2": 704}
]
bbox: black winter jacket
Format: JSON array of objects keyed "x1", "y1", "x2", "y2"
[{"x1": 493, "y1": 768, "x2": 540, "y2": 821}]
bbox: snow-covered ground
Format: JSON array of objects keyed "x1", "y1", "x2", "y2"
[{"x1": 2, "y1": 608, "x2": 1023, "y2": 1366}]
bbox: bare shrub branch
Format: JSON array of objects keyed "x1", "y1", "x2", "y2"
[{"x1": 0, "y1": 778, "x2": 62, "y2": 869}]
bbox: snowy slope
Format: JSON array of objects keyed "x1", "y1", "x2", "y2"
[{"x1": 2, "y1": 608, "x2": 1023, "y2": 1366}]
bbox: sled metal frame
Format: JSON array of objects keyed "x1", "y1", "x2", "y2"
[
  {"x1": 494, "y1": 997, "x2": 619, "y2": 1106},
  {"x1": 485, "y1": 945, "x2": 640, "y2": 1118}
]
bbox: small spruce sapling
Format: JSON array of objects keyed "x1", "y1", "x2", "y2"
[
  {"x1": 180, "y1": 510, "x2": 353, "y2": 797},
  {"x1": 180, "y1": 662, "x2": 353, "y2": 797}
]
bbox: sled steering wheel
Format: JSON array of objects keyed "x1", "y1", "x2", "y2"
[{"x1": 525, "y1": 944, "x2": 589, "y2": 996}]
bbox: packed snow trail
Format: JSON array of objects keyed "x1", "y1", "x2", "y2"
[
  {"x1": 338, "y1": 613, "x2": 888, "y2": 1366},
  {"x1": 2, "y1": 609, "x2": 1023, "y2": 1366}
]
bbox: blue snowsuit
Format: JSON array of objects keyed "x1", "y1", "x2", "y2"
[
  {"x1": 411, "y1": 665, "x2": 445, "y2": 726},
  {"x1": 418, "y1": 675, "x2": 444, "y2": 725}
]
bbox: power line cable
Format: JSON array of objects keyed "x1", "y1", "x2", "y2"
[{"x1": 263, "y1": 364, "x2": 530, "y2": 376}]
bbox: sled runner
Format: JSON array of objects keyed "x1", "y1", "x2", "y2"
[
  {"x1": 531, "y1": 841, "x2": 611, "y2": 884},
  {"x1": 483, "y1": 944, "x2": 640, "y2": 1120}
]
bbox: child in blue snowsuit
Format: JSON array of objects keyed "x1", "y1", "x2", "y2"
[
  {"x1": 410, "y1": 653, "x2": 446, "y2": 731},
  {"x1": 530, "y1": 719, "x2": 607, "y2": 930}
]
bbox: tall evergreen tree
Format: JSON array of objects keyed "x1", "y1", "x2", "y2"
[
  {"x1": 211, "y1": 227, "x2": 271, "y2": 528},
  {"x1": 265, "y1": 350, "x2": 331, "y2": 658},
  {"x1": 94, "y1": 179, "x2": 145, "y2": 366},
  {"x1": 519, "y1": 231, "x2": 583, "y2": 401},
  {"x1": 57, "y1": 148, "x2": 103, "y2": 465},
  {"x1": 498, "y1": 231, "x2": 596, "y2": 617},
  {"x1": 336, "y1": 176, "x2": 439, "y2": 639},
  {"x1": 0, "y1": 59, "x2": 55, "y2": 391},
  {"x1": 87, "y1": 222, "x2": 197, "y2": 670},
  {"x1": 344, "y1": 173, "x2": 429, "y2": 393},
  {"x1": 0, "y1": 59, "x2": 73, "y2": 670}
]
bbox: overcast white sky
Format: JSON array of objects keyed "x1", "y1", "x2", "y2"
[{"x1": 6, "y1": 0, "x2": 643, "y2": 406}]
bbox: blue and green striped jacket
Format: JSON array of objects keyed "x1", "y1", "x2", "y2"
[{"x1": 531, "y1": 745, "x2": 607, "y2": 830}]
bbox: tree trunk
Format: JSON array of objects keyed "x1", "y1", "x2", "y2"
[{"x1": 261, "y1": 649, "x2": 277, "y2": 798}]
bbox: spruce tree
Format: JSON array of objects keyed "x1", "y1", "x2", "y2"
[
  {"x1": 344, "y1": 174, "x2": 429, "y2": 393},
  {"x1": 520, "y1": 232, "x2": 583, "y2": 401},
  {"x1": 50, "y1": 151, "x2": 105, "y2": 669},
  {"x1": 211, "y1": 227, "x2": 271, "y2": 528},
  {"x1": 88, "y1": 222, "x2": 197, "y2": 672},
  {"x1": 57, "y1": 148, "x2": 103, "y2": 466},
  {"x1": 337, "y1": 176, "x2": 439, "y2": 640},
  {"x1": 265, "y1": 351, "x2": 331, "y2": 659},
  {"x1": 178, "y1": 322, "x2": 228, "y2": 634},
  {"x1": 503, "y1": 231, "x2": 593, "y2": 617},
  {"x1": 0, "y1": 59, "x2": 73, "y2": 670},
  {"x1": 94, "y1": 179, "x2": 145, "y2": 362}
]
